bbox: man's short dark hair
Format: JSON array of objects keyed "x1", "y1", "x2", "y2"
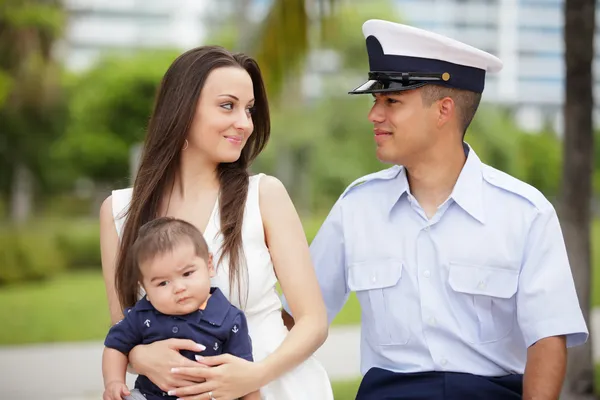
[
  {"x1": 130, "y1": 217, "x2": 210, "y2": 271},
  {"x1": 420, "y1": 84, "x2": 482, "y2": 135}
]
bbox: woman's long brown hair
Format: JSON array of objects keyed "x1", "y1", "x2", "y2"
[{"x1": 114, "y1": 46, "x2": 270, "y2": 309}]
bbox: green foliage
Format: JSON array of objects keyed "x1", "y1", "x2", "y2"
[
  {"x1": 468, "y1": 106, "x2": 563, "y2": 199},
  {"x1": 55, "y1": 220, "x2": 101, "y2": 270},
  {"x1": 320, "y1": 0, "x2": 401, "y2": 72},
  {"x1": 0, "y1": 0, "x2": 66, "y2": 205},
  {"x1": 0, "y1": 226, "x2": 65, "y2": 284},
  {"x1": 0, "y1": 217, "x2": 100, "y2": 284},
  {"x1": 253, "y1": 0, "x2": 309, "y2": 99},
  {"x1": 51, "y1": 50, "x2": 179, "y2": 185}
]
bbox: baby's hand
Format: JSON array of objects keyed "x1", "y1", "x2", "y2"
[{"x1": 103, "y1": 381, "x2": 131, "y2": 400}]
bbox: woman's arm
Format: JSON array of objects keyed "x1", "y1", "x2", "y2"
[
  {"x1": 254, "y1": 175, "x2": 329, "y2": 384},
  {"x1": 100, "y1": 196, "x2": 201, "y2": 393},
  {"x1": 168, "y1": 176, "x2": 329, "y2": 400},
  {"x1": 100, "y1": 195, "x2": 126, "y2": 325}
]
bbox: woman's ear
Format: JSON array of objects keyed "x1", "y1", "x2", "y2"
[{"x1": 207, "y1": 253, "x2": 216, "y2": 278}]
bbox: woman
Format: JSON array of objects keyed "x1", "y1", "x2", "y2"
[{"x1": 99, "y1": 46, "x2": 333, "y2": 400}]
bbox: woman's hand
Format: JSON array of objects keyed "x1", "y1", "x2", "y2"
[
  {"x1": 129, "y1": 339, "x2": 207, "y2": 392},
  {"x1": 168, "y1": 354, "x2": 264, "y2": 400}
]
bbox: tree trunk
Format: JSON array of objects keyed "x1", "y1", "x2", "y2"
[
  {"x1": 559, "y1": 0, "x2": 596, "y2": 399},
  {"x1": 10, "y1": 162, "x2": 33, "y2": 225}
]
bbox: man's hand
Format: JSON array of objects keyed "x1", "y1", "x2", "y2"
[
  {"x1": 281, "y1": 309, "x2": 295, "y2": 331},
  {"x1": 103, "y1": 381, "x2": 131, "y2": 400},
  {"x1": 523, "y1": 335, "x2": 567, "y2": 400}
]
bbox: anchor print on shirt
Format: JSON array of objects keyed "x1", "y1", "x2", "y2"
[
  {"x1": 232, "y1": 325, "x2": 239, "y2": 334},
  {"x1": 144, "y1": 319, "x2": 151, "y2": 328},
  {"x1": 213, "y1": 342, "x2": 219, "y2": 351}
]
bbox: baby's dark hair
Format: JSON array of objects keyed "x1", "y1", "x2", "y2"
[{"x1": 130, "y1": 217, "x2": 210, "y2": 272}]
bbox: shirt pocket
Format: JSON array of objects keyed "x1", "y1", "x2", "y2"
[
  {"x1": 447, "y1": 262, "x2": 519, "y2": 344},
  {"x1": 347, "y1": 259, "x2": 409, "y2": 345}
]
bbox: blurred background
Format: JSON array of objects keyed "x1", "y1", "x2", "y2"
[{"x1": 0, "y1": 0, "x2": 598, "y2": 399}]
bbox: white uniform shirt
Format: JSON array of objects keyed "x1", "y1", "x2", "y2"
[{"x1": 285, "y1": 146, "x2": 588, "y2": 377}]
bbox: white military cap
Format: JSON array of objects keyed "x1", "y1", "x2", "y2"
[{"x1": 349, "y1": 19, "x2": 503, "y2": 95}]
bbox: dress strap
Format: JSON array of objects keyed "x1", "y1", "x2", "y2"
[{"x1": 111, "y1": 188, "x2": 133, "y2": 239}]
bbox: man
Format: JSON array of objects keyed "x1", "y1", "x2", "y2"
[{"x1": 282, "y1": 19, "x2": 588, "y2": 399}]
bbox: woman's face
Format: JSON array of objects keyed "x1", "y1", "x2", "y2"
[{"x1": 187, "y1": 66, "x2": 255, "y2": 164}]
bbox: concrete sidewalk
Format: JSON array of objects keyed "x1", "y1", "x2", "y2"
[{"x1": 0, "y1": 326, "x2": 362, "y2": 400}]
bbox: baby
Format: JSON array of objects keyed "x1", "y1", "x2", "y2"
[{"x1": 102, "y1": 217, "x2": 259, "y2": 400}]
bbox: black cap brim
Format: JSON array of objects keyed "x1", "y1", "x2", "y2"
[{"x1": 348, "y1": 79, "x2": 428, "y2": 94}]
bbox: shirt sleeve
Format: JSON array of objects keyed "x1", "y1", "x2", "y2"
[
  {"x1": 516, "y1": 205, "x2": 589, "y2": 348},
  {"x1": 282, "y1": 199, "x2": 350, "y2": 325},
  {"x1": 104, "y1": 308, "x2": 143, "y2": 355},
  {"x1": 223, "y1": 311, "x2": 253, "y2": 362}
]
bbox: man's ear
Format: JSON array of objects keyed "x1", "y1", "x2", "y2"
[
  {"x1": 207, "y1": 253, "x2": 216, "y2": 278},
  {"x1": 436, "y1": 96, "x2": 456, "y2": 129}
]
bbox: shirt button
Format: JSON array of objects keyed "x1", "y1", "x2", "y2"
[
  {"x1": 423, "y1": 270, "x2": 431, "y2": 278},
  {"x1": 172, "y1": 326, "x2": 179, "y2": 334},
  {"x1": 478, "y1": 280, "x2": 486, "y2": 289},
  {"x1": 440, "y1": 358, "x2": 448, "y2": 366},
  {"x1": 372, "y1": 275, "x2": 377, "y2": 283},
  {"x1": 424, "y1": 225, "x2": 430, "y2": 232},
  {"x1": 429, "y1": 317, "x2": 436, "y2": 326}
]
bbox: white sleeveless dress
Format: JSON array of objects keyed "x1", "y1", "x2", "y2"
[{"x1": 111, "y1": 174, "x2": 334, "y2": 400}]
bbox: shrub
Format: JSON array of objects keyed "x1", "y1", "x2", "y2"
[
  {"x1": 0, "y1": 228, "x2": 65, "y2": 284},
  {"x1": 55, "y1": 220, "x2": 101, "y2": 270}
]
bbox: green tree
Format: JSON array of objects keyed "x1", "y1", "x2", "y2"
[
  {"x1": 51, "y1": 51, "x2": 179, "y2": 188},
  {"x1": 0, "y1": 0, "x2": 66, "y2": 223}
]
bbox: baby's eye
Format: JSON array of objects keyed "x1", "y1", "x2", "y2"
[
  {"x1": 158, "y1": 281, "x2": 168, "y2": 287},
  {"x1": 183, "y1": 271, "x2": 195, "y2": 277}
]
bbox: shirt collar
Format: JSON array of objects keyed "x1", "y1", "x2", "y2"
[
  {"x1": 385, "y1": 165, "x2": 409, "y2": 215},
  {"x1": 449, "y1": 144, "x2": 486, "y2": 224},
  {"x1": 386, "y1": 143, "x2": 485, "y2": 224},
  {"x1": 136, "y1": 287, "x2": 230, "y2": 326}
]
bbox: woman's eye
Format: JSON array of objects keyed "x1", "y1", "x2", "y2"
[{"x1": 220, "y1": 103, "x2": 233, "y2": 110}]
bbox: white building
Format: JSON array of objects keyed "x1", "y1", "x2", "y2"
[
  {"x1": 60, "y1": 0, "x2": 598, "y2": 131},
  {"x1": 394, "y1": 0, "x2": 600, "y2": 132},
  {"x1": 60, "y1": 0, "x2": 211, "y2": 71}
]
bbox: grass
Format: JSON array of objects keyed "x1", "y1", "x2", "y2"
[
  {"x1": 0, "y1": 270, "x2": 363, "y2": 398},
  {"x1": 0, "y1": 271, "x2": 112, "y2": 345},
  {"x1": 332, "y1": 378, "x2": 362, "y2": 399},
  {"x1": 0, "y1": 269, "x2": 360, "y2": 346}
]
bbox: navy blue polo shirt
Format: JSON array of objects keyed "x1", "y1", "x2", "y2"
[{"x1": 104, "y1": 287, "x2": 253, "y2": 399}]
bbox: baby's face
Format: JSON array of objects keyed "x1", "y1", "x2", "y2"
[{"x1": 140, "y1": 241, "x2": 214, "y2": 315}]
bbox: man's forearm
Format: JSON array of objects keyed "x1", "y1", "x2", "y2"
[{"x1": 523, "y1": 336, "x2": 567, "y2": 400}]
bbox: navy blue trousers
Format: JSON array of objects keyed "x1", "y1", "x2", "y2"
[{"x1": 356, "y1": 368, "x2": 523, "y2": 400}]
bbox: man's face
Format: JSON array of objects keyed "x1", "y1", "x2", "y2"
[{"x1": 368, "y1": 88, "x2": 437, "y2": 165}]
